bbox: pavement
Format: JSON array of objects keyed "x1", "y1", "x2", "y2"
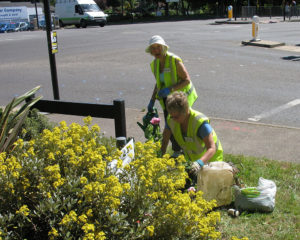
[
  {"x1": 215, "y1": 17, "x2": 300, "y2": 50},
  {"x1": 46, "y1": 108, "x2": 300, "y2": 163},
  {"x1": 241, "y1": 40, "x2": 285, "y2": 48},
  {"x1": 214, "y1": 16, "x2": 298, "y2": 25}
]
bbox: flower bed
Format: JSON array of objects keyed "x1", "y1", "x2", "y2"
[{"x1": 0, "y1": 117, "x2": 247, "y2": 239}]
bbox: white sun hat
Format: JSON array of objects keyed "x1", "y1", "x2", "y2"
[{"x1": 145, "y1": 35, "x2": 169, "y2": 53}]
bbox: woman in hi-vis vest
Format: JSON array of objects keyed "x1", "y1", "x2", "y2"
[
  {"x1": 146, "y1": 35, "x2": 198, "y2": 157},
  {"x1": 165, "y1": 92, "x2": 223, "y2": 180}
]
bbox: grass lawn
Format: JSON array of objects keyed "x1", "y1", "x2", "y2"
[{"x1": 217, "y1": 154, "x2": 300, "y2": 240}]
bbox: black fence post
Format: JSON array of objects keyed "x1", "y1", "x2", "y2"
[
  {"x1": 113, "y1": 99, "x2": 126, "y2": 138},
  {"x1": 43, "y1": 0, "x2": 60, "y2": 100}
]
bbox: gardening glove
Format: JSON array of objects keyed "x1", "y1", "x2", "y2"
[
  {"x1": 147, "y1": 99, "x2": 155, "y2": 112},
  {"x1": 158, "y1": 87, "x2": 171, "y2": 98},
  {"x1": 190, "y1": 159, "x2": 204, "y2": 175}
]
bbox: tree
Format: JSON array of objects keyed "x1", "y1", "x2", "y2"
[
  {"x1": 95, "y1": 0, "x2": 107, "y2": 9},
  {"x1": 107, "y1": 0, "x2": 122, "y2": 10}
]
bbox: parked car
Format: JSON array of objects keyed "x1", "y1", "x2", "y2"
[
  {"x1": 15, "y1": 22, "x2": 29, "y2": 31},
  {"x1": 39, "y1": 20, "x2": 51, "y2": 29},
  {"x1": 0, "y1": 23, "x2": 9, "y2": 33},
  {"x1": 0, "y1": 23, "x2": 17, "y2": 33},
  {"x1": 6, "y1": 23, "x2": 17, "y2": 32}
]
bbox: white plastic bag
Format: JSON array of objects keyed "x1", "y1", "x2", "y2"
[{"x1": 234, "y1": 177, "x2": 277, "y2": 212}]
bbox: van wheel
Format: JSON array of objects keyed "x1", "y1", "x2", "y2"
[
  {"x1": 80, "y1": 20, "x2": 87, "y2": 28},
  {"x1": 59, "y1": 20, "x2": 64, "y2": 28},
  {"x1": 75, "y1": 24, "x2": 80, "y2": 28}
]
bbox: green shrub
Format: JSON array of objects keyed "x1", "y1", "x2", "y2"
[
  {"x1": 20, "y1": 109, "x2": 56, "y2": 141},
  {"x1": 0, "y1": 117, "x2": 223, "y2": 240},
  {"x1": 0, "y1": 86, "x2": 41, "y2": 153}
]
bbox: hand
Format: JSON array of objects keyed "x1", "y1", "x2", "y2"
[
  {"x1": 190, "y1": 159, "x2": 204, "y2": 175},
  {"x1": 158, "y1": 88, "x2": 170, "y2": 98},
  {"x1": 147, "y1": 99, "x2": 155, "y2": 112}
]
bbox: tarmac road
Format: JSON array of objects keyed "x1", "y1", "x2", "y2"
[
  {"x1": 0, "y1": 18, "x2": 299, "y2": 162},
  {"x1": 46, "y1": 108, "x2": 300, "y2": 163}
]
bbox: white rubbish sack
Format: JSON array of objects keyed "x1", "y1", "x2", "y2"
[{"x1": 234, "y1": 177, "x2": 277, "y2": 212}]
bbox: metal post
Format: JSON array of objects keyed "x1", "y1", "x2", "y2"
[
  {"x1": 113, "y1": 99, "x2": 126, "y2": 138},
  {"x1": 34, "y1": 0, "x2": 40, "y2": 29},
  {"x1": 283, "y1": 1, "x2": 286, "y2": 21},
  {"x1": 234, "y1": 0, "x2": 237, "y2": 21},
  {"x1": 121, "y1": 0, "x2": 124, "y2": 16},
  {"x1": 43, "y1": 0, "x2": 60, "y2": 100}
]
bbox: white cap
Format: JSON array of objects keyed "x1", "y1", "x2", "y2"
[{"x1": 145, "y1": 35, "x2": 169, "y2": 53}]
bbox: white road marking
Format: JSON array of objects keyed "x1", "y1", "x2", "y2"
[{"x1": 248, "y1": 99, "x2": 300, "y2": 122}]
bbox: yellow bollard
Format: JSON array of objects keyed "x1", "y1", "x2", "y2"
[
  {"x1": 251, "y1": 15, "x2": 260, "y2": 41},
  {"x1": 228, "y1": 5, "x2": 233, "y2": 20}
]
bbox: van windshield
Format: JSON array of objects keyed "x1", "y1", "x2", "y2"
[{"x1": 80, "y1": 4, "x2": 100, "y2": 12}]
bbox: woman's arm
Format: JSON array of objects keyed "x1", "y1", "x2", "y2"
[
  {"x1": 170, "y1": 60, "x2": 191, "y2": 91},
  {"x1": 201, "y1": 133, "x2": 217, "y2": 164},
  {"x1": 150, "y1": 84, "x2": 158, "y2": 101},
  {"x1": 161, "y1": 128, "x2": 172, "y2": 155}
]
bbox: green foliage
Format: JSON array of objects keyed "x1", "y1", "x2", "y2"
[
  {"x1": 0, "y1": 86, "x2": 42, "y2": 153},
  {"x1": 50, "y1": 0, "x2": 56, "y2": 6},
  {"x1": 0, "y1": 117, "x2": 222, "y2": 239},
  {"x1": 21, "y1": 109, "x2": 56, "y2": 141},
  {"x1": 144, "y1": 123, "x2": 162, "y2": 142}
]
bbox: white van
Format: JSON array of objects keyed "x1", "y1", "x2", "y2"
[{"x1": 55, "y1": 0, "x2": 107, "y2": 28}]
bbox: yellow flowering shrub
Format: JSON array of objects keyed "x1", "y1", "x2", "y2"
[{"x1": 0, "y1": 117, "x2": 223, "y2": 239}]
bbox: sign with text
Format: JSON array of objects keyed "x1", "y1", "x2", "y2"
[
  {"x1": 0, "y1": 7, "x2": 28, "y2": 21},
  {"x1": 51, "y1": 31, "x2": 58, "y2": 54}
]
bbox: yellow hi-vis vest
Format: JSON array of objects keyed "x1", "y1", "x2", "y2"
[
  {"x1": 150, "y1": 52, "x2": 198, "y2": 110},
  {"x1": 167, "y1": 109, "x2": 223, "y2": 163}
]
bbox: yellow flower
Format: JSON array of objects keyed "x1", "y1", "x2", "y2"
[
  {"x1": 80, "y1": 176, "x2": 88, "y2": 185},
  {"x1": 86, "y1": 209, "x2": 93, "y2": 217},
  {"x1": 95, "y1": 231, "x2": 106, "y2": 240},
  {"x1": 78, "y1": 214, "x2": 88, "y2": 223},
  {"x1": 122, "y1": 183, "x2": 131, "y2": 191},
  {"x1": 146, "y1": 225, "x2": 155, "y2": 237},
  {"x1": 27, "y1": 147, "x2": 35, "y2": 156},
  {"x1": 14, "y1": 139, "x2": 24, "y2": 148},
  {"x1": 53, "y1": 178, "x2": 65, "y2": 188},
  {"x1": 48, "y1": 227, "x2": 59, "y2": 237},
  {"x1": 82, "y1": 223, "x2": 95, "y2": 233},
  {"x1": 69, "y1": 210, "x2": 77, "y2": 222},
  {"x1": 59, "y1": 120, "x2": 68, "y2": 130},
  {"x1": 16, "y1": 205, "x2": 30, "y2": 217},
  {"x1": 59, "y1": 215, "x2": 70, "y2": 226},
  {"x1": 83, "y1": 233, "x2": 95, "y2": 240},
  {"x1": 47, "y1": 192, "x2": 52, "y2": 199},
  {"x1": 48, "y1": 152, "x2": 55, "y2": 161},
  {"x1": 91, "y1": 124, "x2": 100, "y2": 133},
  {"x1": 83, "y1": 116, "x2": 92, "y2": 125}
]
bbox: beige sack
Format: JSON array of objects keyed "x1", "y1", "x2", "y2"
[{"x1": 197, "y1": 162, "x2": 234, "y2": 207}]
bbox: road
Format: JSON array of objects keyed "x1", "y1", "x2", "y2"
[{"x1": 0, "y1": 18, "x2": 299, "y2": 129}]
